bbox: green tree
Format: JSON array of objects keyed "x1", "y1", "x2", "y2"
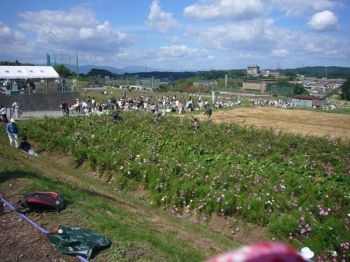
[
  {"x1": 340, "y1": 78, "x2": 350, "y2": 100},
  {"x1": 54, "y1": 64, "x2": 71, "y2": 78},
  {"x1": 284, "y1": 72, "x2": 297, "y2": 81},
  {"x1": 293, "y1": 83, "x2": 307, "y2": 95}
]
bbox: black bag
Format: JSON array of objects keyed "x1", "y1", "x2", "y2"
[{"x1": 18, "y1": 192, "x2": 65, "y2": 212}]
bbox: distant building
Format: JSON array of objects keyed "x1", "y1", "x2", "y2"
[
  {"x1": 193, "y1": 80, "x2": 218, "y2": 87},
  {"x1": 292, "y1": 95, "x2": 327, "y2": 108},
  {"x1": 242, "y1": 79, "x2": 277, "y2": 93},
  {"x1": 247, "y1": 64, "x2": 260, "y2": 75},
  {"x1": 261, "y1": 69, "x2": 280, "y2": 77}
]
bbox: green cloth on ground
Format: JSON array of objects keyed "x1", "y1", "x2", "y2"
[{"x1": 47, "y1": 225, "x2": 112, "y2": 258}]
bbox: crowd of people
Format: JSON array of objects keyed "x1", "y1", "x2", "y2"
[{"x1": 59, "y1": 94, "x2": 215, "y2": 119}]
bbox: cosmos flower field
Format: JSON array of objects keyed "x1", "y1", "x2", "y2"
[{"x1": 21, "y1": 111, "x2": 350, "y2": 261}]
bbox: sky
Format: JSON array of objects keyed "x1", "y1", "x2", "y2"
[{"x1": 1, "y1": 0, "x2": 350, "y2": 71}]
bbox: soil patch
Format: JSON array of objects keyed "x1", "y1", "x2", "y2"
[
  {"x1": 0, "y1": 179, "x2": 76, "y2": 262},
  {"x1": 196, "y1": 107, "x2": 350, "y2": 141}
]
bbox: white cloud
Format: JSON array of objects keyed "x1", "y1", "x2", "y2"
[
  {"x1": 270, "y1": 49, "x2": 289, "y2": 57},
  {"x1": 307, "y1": 10, "x2": 339, "y2": 31},
  {"x1": 183, "y1": 0, "x2": 264, "y2": 21},
  {"x1": 0, "y1": 22, "x2": 26, "y2": 43},
  {"x1": 185, "y1": 19, "x2": 275, "y2": 51},
  {"x1": 160, "y1": 45, "x2": 208, "y2": 57},
  {"x1": 268, "y1": 0, "x2": 342, "y2": 17},
  {"x1": 146, "y1": 0, "x2": 180, "y2": 33},
  {"x1": 0, "y1": 6, "x2": 141, "y2": 66},
  {"x1": 0, "y1": 1, "x2": 349, "y2": 70},
  {"x1": 166, "y1": 35, "x2": 181, "y2": 43},
  {"x1": 14, "y1": 6, "x2": 138, "y2": 56},
  {"x1": 18, "y1": 6, "x2": 99, "y2": 31},
  {"x1": 183, "y1": 13, "x2": 349, "y2": 69}
]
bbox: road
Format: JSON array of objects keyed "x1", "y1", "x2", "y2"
[{"x1": 20, "y1": 111, "x2": 64, "y2": 119}]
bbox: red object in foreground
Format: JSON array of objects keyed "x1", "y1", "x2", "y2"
[
  {"x1": 205, "y1": 242, "x2": 306, "y2": 262},
  {"x1": 18, "y1": 192, "x2": 65, "y2": 212}
]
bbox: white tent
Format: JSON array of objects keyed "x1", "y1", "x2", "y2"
[{"x1": 0, "y1": 66, "x2": 59, "y2": 79}]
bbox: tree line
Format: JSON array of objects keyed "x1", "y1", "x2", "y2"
[{"x1": 1, "y1": 60, "x2": 349, "y2": 99}]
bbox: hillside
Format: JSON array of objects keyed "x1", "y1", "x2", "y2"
[
  {"x1": 280, "y1": 66, "x2": 350, "y2": 78},
  {"x1": 0, "y1": 136, "x2": 239, "y2": 262},
  {"x1": 1, "y1": 105, "x2": 349, "y2": 261}
]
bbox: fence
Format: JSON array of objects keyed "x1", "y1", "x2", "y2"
[{"x1": 213, "y1": 85, "x2": 295, "y2": 97}]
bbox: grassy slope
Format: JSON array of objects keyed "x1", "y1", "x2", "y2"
[{"x1": 0, "y1": 137, "x2": 236, "y2": 262}]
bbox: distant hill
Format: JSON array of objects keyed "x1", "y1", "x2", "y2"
[
  {"x1": 55, "y1": 64, "x2": 162, "y2": 74},
  {"x1": 35, "y1": 62, "x2": 350, "y2": 79},
  {"x1": 279, "y1": 66, "x2": 350, "y2": 79}
]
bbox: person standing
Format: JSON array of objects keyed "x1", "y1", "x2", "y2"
[
  {"x1": 0, "y1": 105, "x2": 8, "y2": 123},
  {"x1": 61, "y1": 100, "x2": 69, "y2": 117},
  {"x1": 81, "y1": 100, "x2": 88, "y2": 114},
  {"x1": 204, "y1": 105, "x2": 212, "y2": 119},
  {"x1": 12, "y1": 99, "x2": 20, "y2": 119},
  {"x1": 75, "y1": 99, "x2": 81, "y2": 114},
  {"x1": 178, "y1": 101, "x2": 183, "y2": 114},
  {"x1": 6, "y1": 118, "x2": 19, "y2": 148},
  {"x1": 91, "y1": 97, "x2": 96, "y2": 112}
]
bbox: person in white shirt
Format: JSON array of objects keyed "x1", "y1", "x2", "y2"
[
  {"x1": 12, "y1": 99, "x2": 20, "y2": 119},
  {"x1": 81, "y1": 100, "x2": 88, "y2": 115},
  {"x1": 0, "y1": 105, "x2": 8, "y2": 123}
]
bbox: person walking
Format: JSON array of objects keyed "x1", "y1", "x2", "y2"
[
  {"x1": 12, "y1": 99, "x2": 20, "y2": 119},
  {"x1": 75, "y1": 99, "x2": 81, "y2": 114},
  {"x1": 6, "y1": 118, "x2": 19, "y2": 148},
  {"x1": 0, "y1": 105, "x2": 8, "y2": 123},
  {"x1": 60, "y1": 100, "x2": 69, "y2": 117},
  {"x1": 204, "y1": 105, "x2": 212, "y2": 119}
]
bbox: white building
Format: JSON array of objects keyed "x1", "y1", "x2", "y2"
[{"x1": 247, "y1": 64, "x2": 260, "y2": 75}]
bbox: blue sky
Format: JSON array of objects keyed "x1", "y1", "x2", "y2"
[{"x1": 1, "y1": 0, "x2": 349, "y2": 71}]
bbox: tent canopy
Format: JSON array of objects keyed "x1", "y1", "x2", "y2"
[{"x1": 0, "y1": 66, "x2": 59, "y2": 79}]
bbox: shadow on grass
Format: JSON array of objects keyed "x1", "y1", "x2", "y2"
[
  {"x1": 0, "y1": 170, "x2": 39, "y2": 184},
  {"x1": 0, "y1": 170, "x2": 71, "y2": 211}
]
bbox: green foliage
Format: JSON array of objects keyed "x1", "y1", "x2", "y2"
[
  {"x1": 20, "y1": 111, "x2": 350, "y2": 258},
  {"x1": 280, "y1": 66, "x2": 350, "y2": 79},
  {"x1": 87, "y1": 68, "x2": 115, "y2": 78},
  {"x1": 340, "y1": 78, "x2": 350, "y2": 100},
  {"x1": 124, "y1": 71, "x2": 196, "y2": 80},
  {"x1": 275, "y1": 79, "x2": 308, "y2": 95},
  {"x1": 0, "y1": 60, "x2": 34, "y2": 66},
  {"x1": 54, "y1": 64, "x2": 72, "y2": 78},
  {"x1": 269, "y1": 213, "x2": 299, "y2": 239}
]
